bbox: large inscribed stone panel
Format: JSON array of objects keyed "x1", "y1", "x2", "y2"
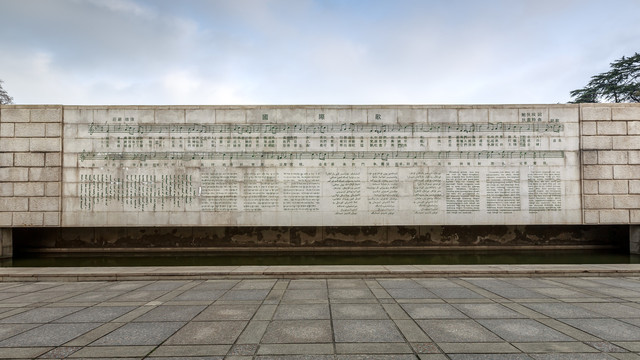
[{"x1": 62, "y1": 106, "x2": 580, "y2": 226}]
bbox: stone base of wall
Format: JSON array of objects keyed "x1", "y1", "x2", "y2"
[
  {"x1": 0, "y1": 228, "x2": 12, "y2": 258},
  {"x1": 12, "y1": 225, "x2": 628, "y2": 253},
  {"x1": 632, "y1": 225, "x2": 640, "y2": 254}
]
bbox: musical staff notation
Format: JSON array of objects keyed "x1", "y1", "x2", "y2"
[
  {"x1": 80, "y1": 150, "x2": 565, "y2": 162},
  {"x1": 88, "y1": 122, "x2": 565, "y2": 136}
]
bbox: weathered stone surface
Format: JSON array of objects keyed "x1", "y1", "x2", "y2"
[
  {"x1": 581, "y1": 106, "x2": 611, "y2": 121},
  {"x1": 1, "y1": 104, "x2": 639, "y2": 251},
  {"x1": 10, "y1": 225, "x2": 627, "y2": 250}
]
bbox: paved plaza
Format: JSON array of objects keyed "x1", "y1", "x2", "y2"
[{"x1": 1, "y1": 271, "x2": 640, "y2": 359}]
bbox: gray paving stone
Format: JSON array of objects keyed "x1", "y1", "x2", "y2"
[
  {"x1": 513, "y1": 342, "x2": 599, "y2": 353},
  {"x1": 0, "y1": 293, "x2": 20, "y2": 301},
  {"x1": 221, "y1": 289, "x2": 270, "y2": 301},
  {"x1": 608, "y1": 353, "x2": 640, "y2": 360},
  {"x1": 274, "y1": 304, "x2": 330, "y2": 320},
  {"x1": 576, "y1": 303, "x2": 640, "y2": 318},
  {"x1": 283, "y1": 289, "x2": 328, "y2": 301},
  {"x1": 477, "y1": 319, "x2": 575, "y2": 342},
  {"x1": 590, "y1": 287, "x2": 640, "y2": 298},
  {"x1": 62, "y1": 291, "x2": 123, "y2": 303},
  {"x1": 428, "y1": 287, "x2": 484, "y2": 299},
  {"x1": 256, "y1": 356, "x2": 334, "y2": 360},
  {"x1": 378, "y1": 279, "x2": 422, "y2": 289},
  {"x1": 38, "y1": 346, "x2": 82, "y2": 358},
  {"x1": 589, "y1": 278, "x2": 640, "y2": 289},
  {"x1": 386, "y1": 288, "x2": 437, "y2": 299},
  {"x1": 261, "y1": 320, "x2": 332, "y2": 343},
  {"x1": 194, "y1": 304, "x2": 259, "y2": 321},
  {"x1": 108, "y1": 290, "x2": 166, "y2": 302},
  {"x1": 0, "y1": 307, "x2": 81, "y2": 323},
  {"x1": 337, "y1": 356, "x2": 416, "y2": 360},
  {"x1": 414, "y1": 279, "x2": 460, "y2": 288},
  {"x1": 410, "y1": 342, "x2": 440, "y2": 354},
  {"x1": 585, "y1": 341, "x2": 629, "y2": 353},
  {"x1": 137, "y1": 280, "x2": 191, "y2": 291},
  {"x1": 0, "y1": 347, "x2": 51, "y2": 359},
  {"x1": 463, "y1": 278, "x2": 512, "y2": 288},
  {"x1": 257, "y1": 343, "x2": 334, "y2": 355},
  {"x1": 0, "y1": 323, "x2": 101, "y2": 347},
  {"x1": 68, "y1": 345, "x2": 155, "y2": 358},
  {"x1": 133, "y1": 305, "x2": 206, "y2": 322},
  {"x1": 232, "y1": 280, "x2": 277, "y2": 290},
  {"x1": 253, "y1": 304, "x2": 278, "y2": 320},
  {"x1": 329, "y1": 288, "x2": 375, "y2": 299},
  {"x1": 335, "y1": 342, "x2": 413, "y2": 354},
  {"x1": 535, "y1": 318, "x2": 601, "y2": 342},
  {"x1": 333, "y1": 320, "x2": 405, "y2": 343},
  {"x1": 146, "y1": 357, "x2": 223, "y2": 360},
  {"x1": 328, "y1": 279, "x2": 368, "y2": 288},
  {"x1": 331, "y1": 303, "x2": 388, "y2": 319},
  {"x1": 236, "y1": 320, "x2": 269, "y2": 344},
  {"x1": 1, "y1": 292, "x2": 69, "y2": 304},
  {"x1": 621, "y1": 317, "x2": 640, "y2": 327},
  {"x1": 613, "y1": 342, "x2": 640, "y2": 352},
  {"x1": 229, "y1": 344, "x2": 259, "y2": 355},
  {"x1": 449, "y1": 355, "x2": 533, "y2": 360},
  {"x1": 92, "y1": 321, "x2": 184, "y2": 345},
  {"x1": 521, "y1": 302, "x2": 602, "y2": 318},
  {"x1": 165, "y1": 320, "x2": 247, "y2": 344},
  {"x1": 394, "y1": 320, "x2": 430, "y2": 342},
  {"x1": 501, "y1": 278, "x2": 558, "y2": 288},
  {"x1": 0, "y1": 324, "x2": 38, "y2": 341},
  {"x1": 454, "y1": 303, "x2": 526, "y2": 319},
  {"x1": 560, "y1": 319, "x2": 640, "y2": 341},
  {"x1": 150, "y1": 344, "x2": 230, "y2": 356},
  {"x1": 173, "y1": 289, "x2": 226, "y2": 301},
  {"x1": 400, "y1": 303, "x2": 467, "y2": 319},
  {"x1": 3, "y1": 276, "x2": 640, "y2": 359},
  {"x1": 530, "y1": 354, "x2": 618, "y2": 360},
  {"x1": 288, "y1": 280, "x2": 327, "y2": 289},
  {"x1": 531, "y1": 287, "x2": 591, "y2": 298},
  {"x1": 193, "y1": 279, "x2": 239, "y2": 290},
  {"x1": 417, "y1": 355, "x2": 451, "y2": 360},
  {"x1": 416, "y1": 320, "x2": 502, "y2": 342},
  {"x1": 55, "y1": 306, "x2": 137, "y2": 323},
  {"x1": 0, "y1": 309, "x2": 27, "y2": 320},
  {"x1": 483, "y1": 287, "x2": 550, "y2": 299},
  {"x1": 2, "y1": 283, "x2": 60, "y2": 292},
  {"x1": 550, "y1": 278, "x2": 603, "y2": 288},
  {"x1": 436, "y1": 342, "x2": 518, "y2": 353}
]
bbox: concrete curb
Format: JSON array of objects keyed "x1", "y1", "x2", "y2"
[{"x1": 1, "y1": 264, "x2": 640, "y2": 281}]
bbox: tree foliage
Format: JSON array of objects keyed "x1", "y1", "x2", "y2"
[
  {"x1": 0, "y1": 80, "x2": 13, "y2": 105},
  {"x1": 570, "y1": 53, "x2": 640, "y2": 103}
]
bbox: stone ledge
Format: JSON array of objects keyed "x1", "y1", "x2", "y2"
[{"x1": 1, "y1": 264, "x2": 639, "y2": 281}]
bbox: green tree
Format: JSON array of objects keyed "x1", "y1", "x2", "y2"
[
  {"x1": 0, "y1": 79, "x2": 13, "y2": 105},
  {"x1": 570, "y1": 53, "x2": 640, "y2": 103}
]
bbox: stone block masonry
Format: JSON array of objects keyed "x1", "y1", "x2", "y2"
[
  {"x1": 581, "y1": 104, "x2": 640, "y2": 225},
  {"x1": 0, "y1": 106, "x2": 61, "y2": 227},
  {"x1": 0, "y1": 104, "x2": 638, "y2": 255}
]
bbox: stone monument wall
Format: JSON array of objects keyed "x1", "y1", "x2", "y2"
[
  {"x1": 0, "y1": 106, "x2": 62, "y2": 227},
  {"x1": 580, "y1": 104, "x2": 640, "y2": 224},
  {"x1": 59, "y1": 105, "x2": 581, "y2": 227},
  {"x1": 0, "y1": 104, "x2": 639, "y2": 255}
]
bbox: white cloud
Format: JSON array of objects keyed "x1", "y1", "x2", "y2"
[
  {"x1": 83, "y1": 0, "x2": 157, "y2": 19},
  {"x1": 1, "y1": 0, "x2": 639, "y2": 105}
]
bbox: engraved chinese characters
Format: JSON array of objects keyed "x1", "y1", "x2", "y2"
[{"x1": 62, "y1": 107, "x2": 581, "y2": 226}]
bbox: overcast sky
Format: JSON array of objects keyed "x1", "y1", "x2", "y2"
[{"x1": 1, "y1": 0, "x2": 639, "y2": 105}]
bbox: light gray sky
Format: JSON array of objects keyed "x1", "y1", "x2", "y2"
[{"x1": 1, "y1": 0, "x2": 639, "y2": 105}]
